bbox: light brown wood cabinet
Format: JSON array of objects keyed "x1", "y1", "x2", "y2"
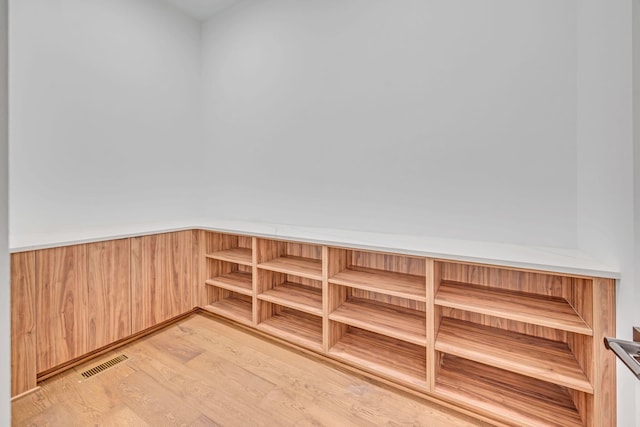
[
  {"x1": 36, "y1": 244, "x2": 88, "y2": 372},
  {"x1": 131, "y1": 231, "x2": 194, "y2": 333},
  {"x1": 10, "y1": 228, "x2": 617, "y2": 427},
  {"x1": 87, "y1": 239, "x2": 131, "y2": 351}
]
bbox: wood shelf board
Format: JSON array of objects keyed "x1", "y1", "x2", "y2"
[
  {"x1": 203, "y1": 297, "x2": 253, "y2": 326},
  {"x1": 258, "y1": 256, "x2": 322, "y2": 280},
  {"x1": 329, "y1": 266, "x2": 426, "y2": 302},
  {"x1": 329, "y1": 298, "x2": 427, "y2": 346},
  {"x1": 329, "y1": 327, "x2": 427, "y2": 388},
  {"x1": 205, "y1": 271, "x2": 253, "y2": 296},
  {"x1": 435, "y1": 317, "x2": 593, "y2": 393},
  {"x1": 436, "y1": 355, "x2": 584, "y2": 427},
  {"x1": 435, "y1": 281, "x2": 592, "y2": 335},
  {"x1": 206, "y1": 248, "x2": 253, "y2": 266},
  {"x1": 258, "y1": 308, "x2": 323, "y2": 351},
  {"x1": 258, "y1": 282, "x2": 322, "y2": 316}
]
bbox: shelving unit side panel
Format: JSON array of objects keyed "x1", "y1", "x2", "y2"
[
  {"x1": 569, "y1": 278, "x2": 594, "y2": 329},
  {"x1": 567, "y1": 334, "x2": 594, "y2": 386},
  {"x1": 10, "y1": 251, "x2": 37, "y2": 397},
  {"x1": 439, "y1": 262, "x2": 569, "y2": 298},
  {"x1": 351, "y1": 251, "x2": 425, "y2": 276},
  {"x1": 193, "y1": 230, "x2": 208, "y2": 308},
  {"x1": 327, "y1": 248, "x2": 350, "y2": 276},
  {"x1": 569, "y1": 389, "x2": 593, "y2": 427},
  {"x1": 426, "y1": 258, "x2": 436, "y2": 392},
  {"x1": 351, "y1": 289, "x2": 426, "y2": 312},
  {"x1": 440, "y1": 308, "x2": 570, "y2": 343},
  {"x1": 591, "y1": 277, "x2": 616, "y2": 427}
]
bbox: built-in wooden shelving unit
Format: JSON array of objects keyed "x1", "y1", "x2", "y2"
[{"x1": 197, "y1": 231, "x2": 616, "y2": 427}]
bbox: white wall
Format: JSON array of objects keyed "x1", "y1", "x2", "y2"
[
  {"x1": 201, "y1": 0, "x2": 579, "y2": 248},
  {"x1": 576, "y1": 0, "x2": 637, "y2": 425},
  {"x1": 0, "y1": 0, "x2": 10, "y2": 424},
  {"x1": 9, "y1": 0, "x2": 204, "y2": 243}
]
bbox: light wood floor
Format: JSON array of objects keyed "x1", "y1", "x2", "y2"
[{"x1": 12, "y1": 314, "x2": 490, "y2": 426}]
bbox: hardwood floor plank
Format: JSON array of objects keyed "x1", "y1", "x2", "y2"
[{"x1": 13, "y1": 314, "x2": 489, "y2": 427}]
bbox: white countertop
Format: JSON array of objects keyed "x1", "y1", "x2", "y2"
[{"x1": 9, "y1": 218, "x2": 620, "y2": 279}]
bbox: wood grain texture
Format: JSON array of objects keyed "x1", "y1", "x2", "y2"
[
  {"x1": 330, "y1": 297, "x2": 427, "y2": 346},
  {"x1": 13, "y1": 314, "x2": 488, "y2": 427},
  {"x1": 435, "y1": 281, "x2": 592, "y2": 335},
  {"x1": 329, "y1": 266, "x2": 426, "y2": 301},
  {"x1": 203, "y1": 292, "x2": 253, "y2": 325},
  {"x1": 206, "y1": 247, "x2": 252, "y2": 266},
  {"x1": 258, "y1": 281, "x2": 323, "y2": 316},
  {"x1": 206, "y1": 272, "x2": 253, "y2": 296},
  {"x1": 591, "y1": 278, "x2": 616, "y2": 427},
  {"x1": 436, "y1": 355, "x2": 584, "y2": 427},
  {"x1": 259, "y1": 256, "x2": 322, "y2": 280},
  {"x1": 351, "y1": 251, "x2": 425, "y2": 276},
  {"x1": 436, "y1": 317, "x2": 593, "y2": 393},
  {"x1": 11, "y1": 252, "x2": 37, "y2": 397},
  {"x1": 258, "y1": 305, "x2": 323, "y2": 351},
  {"x1": 426, "y1": 258, "x2": 436, "y2": 392},
  {"x1": 87, "y1": 239, "x2": 131, "y2": 352},
  {"x1": 36, "y1": 245, "x2": 88, "y2": 373},
  {"x1": 329, "y1": 325, "x2": 427, "y2": 389},
  {"x1": 131, "y1": 231, "x2": 193, "y2": 333}
]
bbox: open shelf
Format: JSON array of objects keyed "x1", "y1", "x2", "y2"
[
  {"x1": 436, "y1": 355, "x2": 584, "y2": 427},
  {"x1": 206, "y1": 247, "x2": 253, "y2": 266},
  {"x1": 258, "y1": 281, "x2": 322, "y2": 316},
  {"x1": 258, "y1": 255, "x2": 322, "y2": 280},
  {"x1": 258, "y1": 306, "x2": 323, "y2": 351},
  {"x1": 206, "y1": 271, "x2": 252, "y2": 296},
  {"x1": 329, "y1": 326, "x2": 427, "y2": 389},
  {"x1": 435, "y1": 281, "x2": 592, "y2": 335},
  {"x1": 329, "y1": 297, "x2": 426, "y2": 346},
  {"x1": 329, "y1": 266, "x2": 426, "y2": 302},
  {"x1": 435, "y1": 317, "x2": 593, "y2": 393},
  {"x1": 203, "y1": 292, "x2": 253, "y2": 326}
]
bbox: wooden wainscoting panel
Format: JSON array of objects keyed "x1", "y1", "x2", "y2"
[
  {"x1": 11, "y1": 251, "x2": 37, "y2": 397},
  {"x1": 131, "y1": 231, "x2": 193, "y2": 333},
  {"x1": 87, "y1": 239, "x2": 131, "y2": 352},
  {"x1": 36, "y1": 245, "x2": 88, "y2": 372}
]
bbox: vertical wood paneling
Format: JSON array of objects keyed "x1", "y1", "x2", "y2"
[
  {"x1": 591, "y1": 278, "x2": 616, "y2": 427},
  {"x1": 87, "y1": 239, "x2": 131, "y2": 352},
  {"x1": 11, "y1": 251, "x2": 36, "y2": 396},
  {"x1": 131, "y1": 231, "x2": 193, "y2": 334},
  {"x1": 36, "y1": 245, "x2": 88, "y2": 372}
]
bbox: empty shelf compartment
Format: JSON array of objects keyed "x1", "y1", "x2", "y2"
[
  {"x1": 435, "y1": 281, "x2": 592, "y2": 335},
  {"x1": 258, "y1": 281, "x2": 322, "y2": 316},
  {"x1": 206, "y1": 247, "x2": 253, "y2": 266},
  {"x1": 259, "y1": 256, "x2": 322, "y2": 280},
  {"x1": 330, "y1": 325, "x2": 427, "y2": 389},
  {"x1": 258, "y1": 306, "x2": 323, "y2": 351},
  {"x1": 204, "y1": 292, "x2": 253, "y2": 326},
  {"x1": 435, "y1": 317, "x2": 593, "y2": 393},
  {"x1": 436, "y1": 355, "x2": 584, "y2": 427},
  {"x1": 206, "y1": 271, "x2": 253, "y2": 296},
  {"x1": 329, "y1": 266, "x2": 426, "y2": 302},
  {"x1": 329, "y1": 297, "x2": 426, "y2": 346}
]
